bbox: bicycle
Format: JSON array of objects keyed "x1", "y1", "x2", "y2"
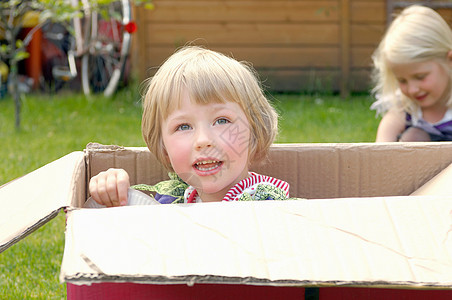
[{"x1": 41, "y1": 0, "x2": 137, "y2": 96}]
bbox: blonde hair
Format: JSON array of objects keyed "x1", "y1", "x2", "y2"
[
  {"x1": 371, "y1": 5, "x2": 452, "y2": 115},
  {"x1": 142, "y1": 46, "x2": 278, "y2": 171}
]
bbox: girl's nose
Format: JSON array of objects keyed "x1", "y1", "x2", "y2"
[
  {"x1": 194, "y1": 127, "x2": 213, "y2": 150},
  {"x1": 407, "y1": 81, "x2": 419, "y2": 94}
]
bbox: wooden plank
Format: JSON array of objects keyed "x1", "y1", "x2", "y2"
[
  {"x1": 144, "y1": 46, "x2": 340, "y2": 69},
  {"x1": 390, "y1": 8, "x2": 452, "y2": 25},
  {"x1": 351, "y1": 1, "x2": 386, "y2": 23},
  {"x1": 145, "y1": 0, "x2": 339, "y2": 23},
  {"x1": 138, "y1": 66, "x2": 343, "y2": 92},
  {"x1": 437, "y1": 8, "x2": 452, "y2": 24},
  {"x1": 133, "y1": 5, "x2": 149, "y2": 81},
  {"x1": 388, "y1": 1, "x2": 452, "y2": 24},
  {"x1": 350, "y1": 23, "x2": 385, "y2": 46},
  {"x1": 351, "y1": 46, "x2": 375, "y2": 68},
  {"x1": 258, "y1": 69, "x2": 342, "y2": 92},
  {"x1": 263, "y1": 69, "x2": 372, "y2": 92},
  {"x1": 144, "y1": 23, "x2": 340, "y2": 46},
  {"x1": 340, "y1": 0, "x2": 351, "y2": 97},
  {"x1": 141, "y1": 64, "x2": 372, "y2": 93}
]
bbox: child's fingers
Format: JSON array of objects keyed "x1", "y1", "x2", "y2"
[
  {"x1": 116, "y1": 170, "x2": 130, "y2": 206},
  {"x1": 105, "y1": 169, "x2": 130, "y2": 206},
  {"x1": 89, "y1": 169, "x2": 130, "y2": 207},
  {"x1": 89, "y1": 173, "x2": 112, "y2": 206},
  {"x1": 88, "y1": 177, "x2": 101, "y2": 204},
  {"x1": 92, "y1": 171, "x2": 115, "y2": 207},
  {"x1": 106, "y1": 173, "x2": 121, "y2": 207}
]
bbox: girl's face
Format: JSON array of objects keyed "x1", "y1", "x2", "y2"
[
  {"x1": 390, "y1": 58, "x2": 452, "y2": 111},
  {"x1": 161, "y1": 89, "x2": 251, "y2": 202}
]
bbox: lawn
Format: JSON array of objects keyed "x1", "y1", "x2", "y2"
[{"x1": 0, "y1": 87, "x2": 380, "y2": 299}]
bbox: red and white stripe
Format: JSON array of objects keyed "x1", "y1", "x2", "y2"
[{"x1": 222, "y1": 172, "x2": 289, "y2": 202}]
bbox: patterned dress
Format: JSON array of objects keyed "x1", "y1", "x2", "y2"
[
  {"x1": 132, "y1": 172, "x2": 290, "y2": 204},
  {"x1": 405, "y1": 108, "x2": 452, "y2": 141}
]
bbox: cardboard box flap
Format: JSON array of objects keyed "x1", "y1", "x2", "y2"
[
  {"x1": 411, "y1": 163, "x2": 452, "y2": 196},
  {"x1": 61, "y1": 197, "x2": 452, "y2": 288},
  {"x1": 0, "y1": 151, "x2": 85, "y2": 252}
]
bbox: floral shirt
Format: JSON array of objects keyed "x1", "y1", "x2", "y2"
[{"x1": 132, "y1": 172, "x2": 290, "y2": 204}]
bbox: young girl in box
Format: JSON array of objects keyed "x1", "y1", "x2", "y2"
[
  {"x1": 371, "y1": 5, "x2": 452, "y2": 142},
  {"x1": 89, "y1": 46, "x2": 289, "y2": 207}
]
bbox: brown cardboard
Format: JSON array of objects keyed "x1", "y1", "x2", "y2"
[
  {"x1": 2, "y1": 142, "x2": 452, "y2": 291},
  {"x1": 84, "y1": 142, "x2": 452, "y2": 199}
]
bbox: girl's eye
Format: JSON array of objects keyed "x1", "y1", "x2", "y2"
[
  {"x1": 214, "y1": 118, "x2": 230, "y2": 125},
  {"x1": 177, "y1": 124, "x2": 191, "y2": 131},
  {"x1": 415, "y1": 74, "x2": 427, "y2": 80}
]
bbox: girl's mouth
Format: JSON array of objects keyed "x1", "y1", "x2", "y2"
[
  {"x1": 194, "y1": 160, "x2": 223, "y2": 172},
  {"x1": 415, "y1": 94, "x2": 427, "y2": 101}
]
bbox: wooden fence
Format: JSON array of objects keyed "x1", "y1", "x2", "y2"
[{"x1": 131, "y1": 0, "x2": 452, "y2": 95}]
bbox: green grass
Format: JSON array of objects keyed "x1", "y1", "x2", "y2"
[
  {"x1": 273, "y1": 93, "x2": 378, "y2": 143},
  {"x1": 0, "y1": 88, "x2": 380, "y2": 299},
  {"x1": 0, "y1": 87, "x2": 146, "y2": 185}
]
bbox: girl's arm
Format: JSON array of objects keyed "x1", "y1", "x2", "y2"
[
  {"x1": 375, "y1": 108, "x2": 406, "y2": 142},
  {"x1": 89, "y1": 168, "x2": 130, "y2": 207}
]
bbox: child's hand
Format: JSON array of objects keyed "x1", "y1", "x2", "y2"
[{"x1": 89, "y1": 168, "x2": 130, "y2": 207}]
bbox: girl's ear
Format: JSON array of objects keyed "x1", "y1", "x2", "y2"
[{"x1": 447, "y1": 50, "x2": 452, "y2": 66}]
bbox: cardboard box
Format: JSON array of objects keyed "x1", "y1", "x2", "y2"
[{"x1": 2, "y1": 142, "x2": 452, "y2": 299}]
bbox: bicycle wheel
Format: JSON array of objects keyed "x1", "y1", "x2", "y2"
[
  {"x1": 39, "y1": 22, "x2": 72, "y2": 93},
  {"x1": 81, "y1": 0, "x2": 134, "y2": 97}
]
